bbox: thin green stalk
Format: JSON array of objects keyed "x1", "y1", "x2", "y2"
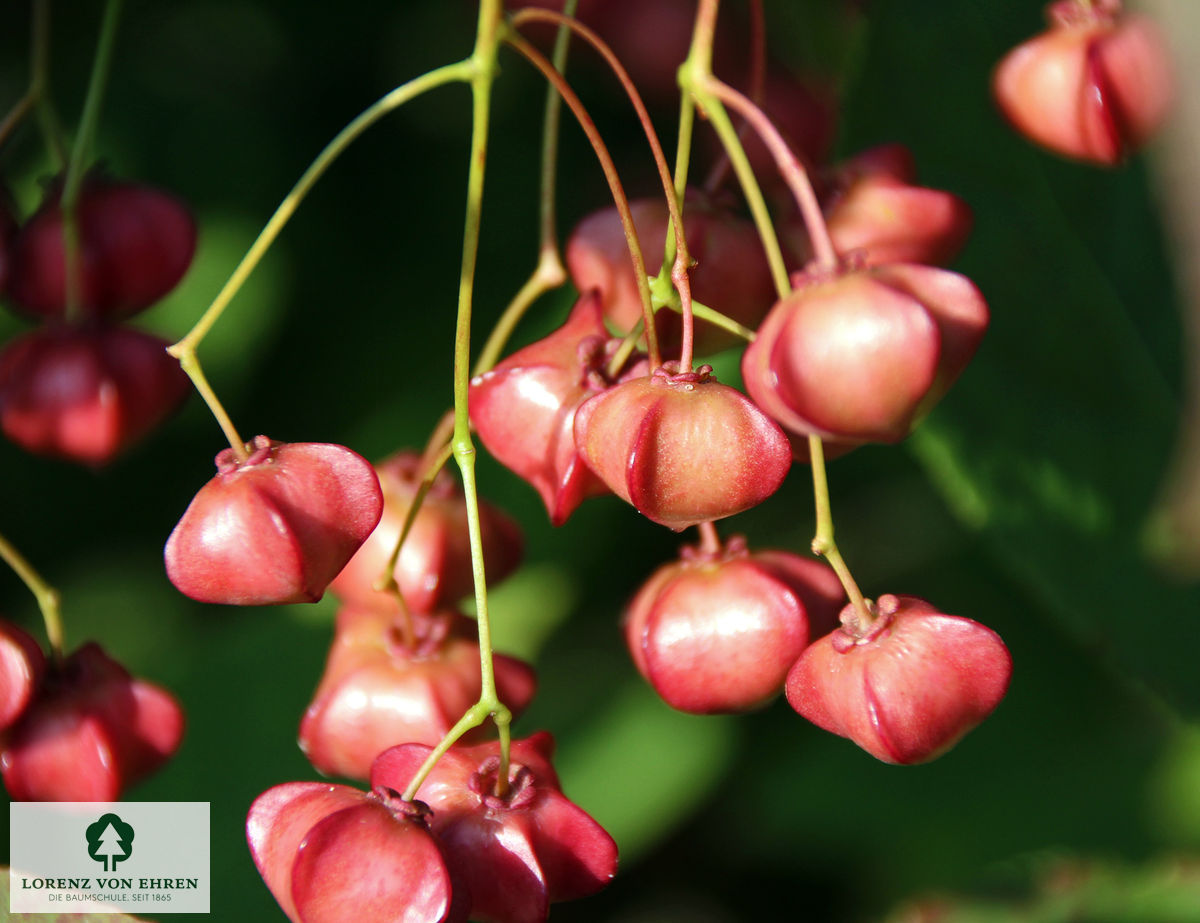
[
  {"x1": 168, "y1": 60, "x2": 472, "y2": 459},
  {"x1": 682, "y1": 0, "x2": 870, "y2": 625},
  {"x1": 0, "y1": 530, "x2": 63, "y2": 661},
  {"x1": 60, "y1": 0, "x2": 123, "y2": 322}
]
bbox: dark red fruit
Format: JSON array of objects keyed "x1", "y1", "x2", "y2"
[
  {"x1": 786, "y1": 594, "x2": 1012, "y2": 764},
  {"x1": 623, "y1": 535, "x2": 844, "y2": 713},
  {"x1": 0, "y1": 620, "x2": 46, "y2": 732},
  {"x1": 165, "y1": 436, "x2": 384, "y2": 606},
  {"x1": 741, "y1": 263, "x2": 989, "y2": 445},
  {"x1": 574, "y1": 364, "x2": 792, "y2": 530},
  {"x1": 469, "y1": 292, "x2": 647, "y2": 525},
  {"x1": 5, "y1": 174, "x2": 196, "y2": 320},
  {"x1": 300, "y1": 607, "x2": 537, "y2": 781},
  {"x1": 0, "y1": 642, "x2": 184, "y2": 800},
  {"x1": 373, "y1": 732, "x2": 618, "y2": 923},
  {"x1": 566, "y1": 193, "x2": 777, "y2": 355},
  {"x1": 0, "y1": 324, "x2": 191, "y2": 465},
  {"x1": 247, "y1": 782, "x2": 456, "y2": 923},
  {"x1": 330, "y1": 451, "x2": 522, "y2": 612},
  {"x1": 992, "y1": 0, "x2": 1173, "y2": 165}
]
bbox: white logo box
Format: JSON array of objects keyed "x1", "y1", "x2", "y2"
[{"x1": 10, "y1": 801, "x2": 210, "y2": 914}]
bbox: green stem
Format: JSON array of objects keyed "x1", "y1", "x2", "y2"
[
  {"x1": 167, "y1": 60, "x2": 472, "y2": 458},
  {"x1": 60, "y1": 0, "x2": 123, "y2": 323},
  {"x1": 683, "y1": 0, "x2": 869, "y2": 624},
  {"x1": 807, "y1": 435, "x2": 871, "y2": 625},
  {"x1": 0, "y1": 530, "x2": 63, "y2": 661}
]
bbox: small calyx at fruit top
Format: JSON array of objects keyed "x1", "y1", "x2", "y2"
[
  {"x1": 299, "y1": 607, "x2": 537, "y2": 781},
  {"x1": 992, "y1": 0, "x2": 1173, "y2": 165},
  {"x1": 0, "y1": 619, "x2": 46, "y2": 732},
  {"x1": 783, "y1": 144, "x2": 973, "y2": 269},
  {"x1": 247, "y1": 781, "x2": 458, "y2": 923},
  {"x1": 785, "y1": 594, "x2": 1012, "y2": 765},
  {"x1": 2, "y1": 171, "x2": 196, "y2": 321},
  {"x1": 574, "y1": 363, "x2": 792, "y2": 531},
  {"x1": 0, "y1": 641, "x2": 184, "y2": 801},
  {"x1": 330, "y1": 449, "x2": 523, "y2": 612},
  {"x1": 469, "y1": 291, "x2": 648, "y2": 526},
  {"x1": 623, "y1": 534, "x2": 845, "y2": 714},
  {"x1": 566, "y1": 191, "x2": 777, "y2": 355},
  {"x1": 372, "y1": 731, "x2": 618, "y2": 923},
  {"x1": 0, "y1": 323, "x2": 191, "y2": 465},
  {"x1": 741, "y1": 259, "x2": 989, "y2": 449},
  {"x1": 165, "y1": 436, "x2": 384, "y2": 606}
]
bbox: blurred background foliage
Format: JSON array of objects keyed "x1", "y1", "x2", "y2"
[{"x1": 2, "y1": 0, "x2": 1200, "y2": 921}]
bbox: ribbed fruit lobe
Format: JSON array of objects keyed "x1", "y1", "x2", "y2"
[
  {"x1": 0, "y1": 324, "x2": 191, "y2": 464},
  {"x1": 574, "y1": 365, "x2": 792, "y2": 530},
  {"x1": 469, "y1": 292, "x2": 646, "y2": 525},
  {"x1": 247, "y1": 782, "x2": 455, "y2": 923},
  {"x1": 623, "y1": 535, "x2": 844, "y2": 713},
  {"x1": 742, "y1": 263, "x2": 988, "y2": 445},
  {"x1": 300, "y1": 607, "x2": 537, "y2": 781},
  {"x1": 165, "y1": 436, "x2": 383, "y2": 605},
  {"x1": 992, "y1": 0, "x2": 1173, "y2": 165},
  {"x1": 330, "y1": 450, "x2": 522, "y2": 612},
  {"x1": 785, "y1": 594, "x2": 1012, "y2": 764},
  {"x1": 0, "y1": 642, "x2": 184, "y2": 800},
  {"x1": 373, "y1": 733, "x2": 618, "y2": 923}
]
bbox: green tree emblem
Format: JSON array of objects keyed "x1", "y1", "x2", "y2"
[{"x1": 86, "y1": 813, "x2": 134, "y2": 872}]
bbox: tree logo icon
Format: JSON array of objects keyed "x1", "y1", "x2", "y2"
[{"x1": 86, "y1": 813, "x2": 135, "y2": 872}]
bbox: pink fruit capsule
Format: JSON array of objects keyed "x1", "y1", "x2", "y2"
[
  {"x1": 300, "y1": 607, "x2": 537, "y2": 781},
  {"x1": 0, "y1": 642, "x2": 184, "y2": 800},
  {"x1": 373, "y1": 732, "x2": 617, "y2": 923},
  {"x1": 741, "y1": 263, "x2": 988, "y2": 444},
  {"x1": 329, "y1": 450, "x2": 522, "y2": 612},
  {"x1": 624, "y1": 535, "x2": 844, "y2": 713},
  {"x1": 247, "y1": 782, "x2": 456, "y2": 923},
  {"x1": 0, "y1": 324, "x2": 191, "y2": 465},
  {"x1": 992, "y1": 0, "x2": 1173, "y2": 165},
  {"x1": 165, "y1": 436, "x2": 383, "y2": 606},
  {"x1": 786, "y1": 594, "x2": 1012, "y2": 764},
  {"x1": 470, "y1": 292, "x2": 646, "y2": 526},
  {"x1": 574, "y1": 364, "x2": 792, "y2": 531},
  {"x1": 566, "y1": 193, "x2": 777, "y2": 355}
]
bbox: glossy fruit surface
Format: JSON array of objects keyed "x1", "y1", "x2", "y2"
[
  {"x1": 574, "y1": 364, "x2": 792, "y2": 530},
  {"x1": 165, "y1": 436, "x2": 383, "y2": 605},
  {"x1": 566, "y1": 194, "x2": 776, "y2": 355},
  {"x1": 300, "y1": 607, "x2": 537, "y2": 781},
  {"x1": 469, "y1": 292, "x2": 645, "y2": 525},
  {"x1": 247, "y1": 781, "x2": 455, "y2": 923},
  {"x1": 330, "y1": 450, "x2": 522, "y2": 612},
  {"x1": 373, "y1": 732, "x2": 618, "y2": 923},
  {"x1": 0, "y1": 642, "x2": 184, "y2": 800},
  {"x1": 0, "y1": 324, "x2": 191, "y2": 465},
  {"x1": 0, "y1": 620, "x2": 46, "y2": 732},
  {"x1": 992, "y1": 0, "x2": 1173, "y2": 165},
  {"x1": 742, "y1": 263, "x2": 988, "y2": 444},
  {"x1": 624, "y1": 535, "x2": 844, "y2": 713},
  {"x1": 786, "y1": 594, "x2": 1012, "y2": 764},
  {"x1": 4, "y1": 174, "x2": 195, "y2": 320}
]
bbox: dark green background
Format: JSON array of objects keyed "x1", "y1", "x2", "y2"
[{"x1": 2, "y1": 1, "x2": 1199, "y2": 920}]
